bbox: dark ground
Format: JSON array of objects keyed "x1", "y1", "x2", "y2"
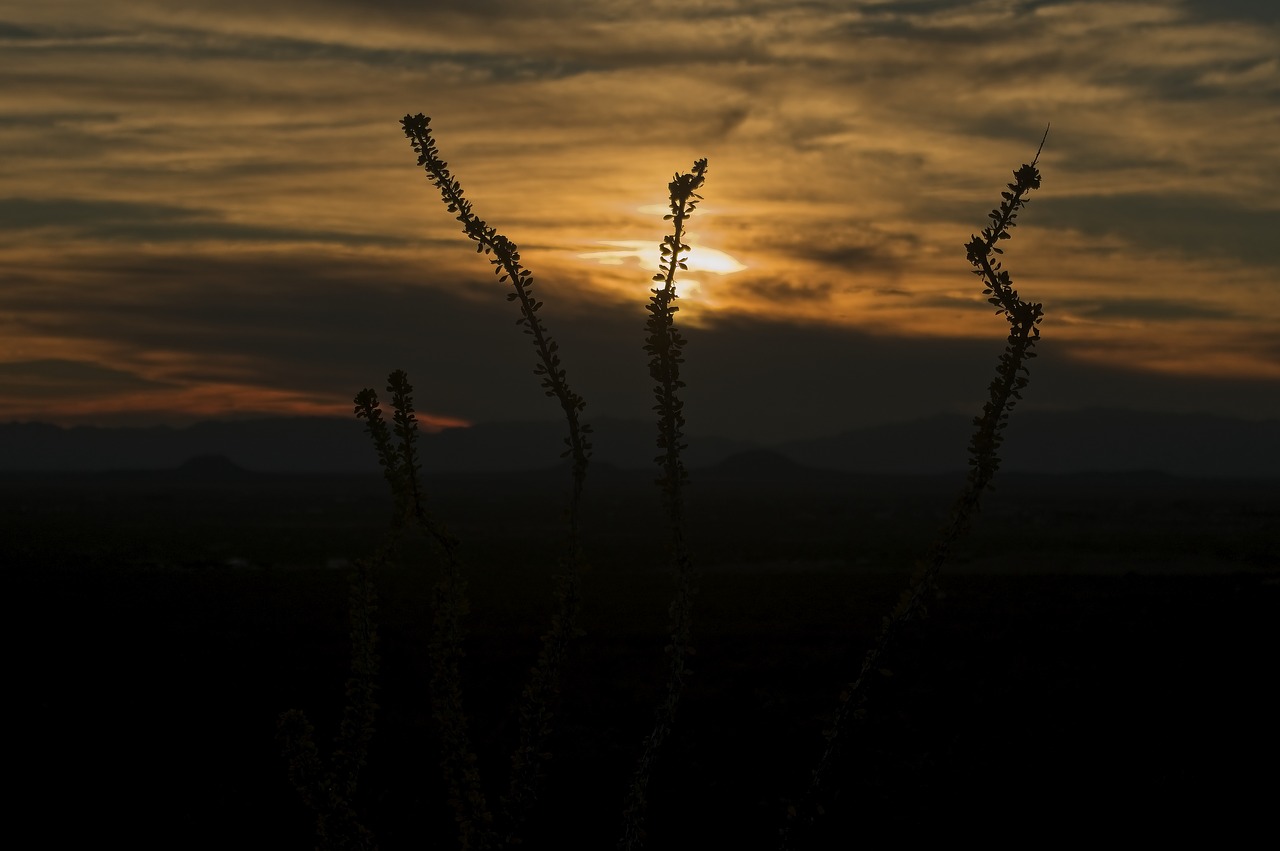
[{"x1": 6, "y1": 468, "x2": 1278, "y2": 847}]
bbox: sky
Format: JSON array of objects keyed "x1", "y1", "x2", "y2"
[{"x1": 1, "y1": 0, "x2": 1278, "y2": 443}]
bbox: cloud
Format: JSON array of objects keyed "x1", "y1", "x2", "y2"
[
  {"x1": 1180, "y1": 0, "x2": 1280, "y2": 23},
  {"x1": 0, "y1": 358, "x2": 172, "y2": 400},
  {"x1": 736, "y1": 280, "x2": 840, "y2": 303},
  {"x1": 0, "y1": 197, "x2": 407, "y2": 245},
  {"x1": 0, "y1": 248, "x2": 638, "y2": 426},
  {"x1": 1059, "y1": 296, "x2": 1243, "y2": 322},
  {"x1": 1, "y1": 0, "x2": 1277, "y2": 433},
  {"x1": 4, "y1": 245, "x2": 1275, "y2": 439},
  {"x1": 0, "y1": 21, "x2": 38, "y2": 39},
  {"x1": 1033, "y1": 193, "x2": 1280, "y2": 268},
  {"x1": 798, "y1": 238, "x2": 914, "y2": 274}
]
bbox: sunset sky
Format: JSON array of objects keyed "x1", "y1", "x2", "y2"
[{"x1": 2, "y1": 0, "x2": 1277, "y2": 443}]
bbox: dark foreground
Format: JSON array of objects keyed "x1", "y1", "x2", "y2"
[{"x1": 7, "y1": 469, "x2": 1278, "y2": 847}]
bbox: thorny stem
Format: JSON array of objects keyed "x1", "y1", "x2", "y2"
[
  {"x1": 400, "y1": 114, "x2": 591, "y2": 505},
  {"x1": 618, "y1": 158, "x2": 708, "y2": 851},
  {"x1": 401, "y1": 113, "x2": 592, "y2": 844},
  {"x1": 780, "y1": 130, "x2": 1047, "y2": 849},
  {"x1": 359, "y1": 376, "x2": 495, "y2": 849}
]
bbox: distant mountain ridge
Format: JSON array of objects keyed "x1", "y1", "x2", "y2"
[
  {"x1": 0, "y1": 416, "x2": 754, "y2": 475},
  {"x1": 776, "y1": 409, "x2": 1280, "y2": 478},
  {"x1": 1, "y1": 409, "x2": 1277, "y2": 478}
]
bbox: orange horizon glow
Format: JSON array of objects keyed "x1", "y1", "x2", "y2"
[{"x1": 0, "y1": 382, "x2": 472, "y2": 431}]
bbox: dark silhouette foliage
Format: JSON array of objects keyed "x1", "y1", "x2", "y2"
[{"x1": 281, "y1": 115, "x2": 1050, "y2": 850}]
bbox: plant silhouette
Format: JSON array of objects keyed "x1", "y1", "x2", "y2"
[{"x1": 281, "y1": 115, "x2": 1049, "y2": 850}]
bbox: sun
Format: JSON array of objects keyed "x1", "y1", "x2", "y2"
[
  {"x1": 687, "y1": 245, "x2": 748, "y2": 275},
  {"x1": 577, "y1": 240, "x2": 746, "y2": 276}
]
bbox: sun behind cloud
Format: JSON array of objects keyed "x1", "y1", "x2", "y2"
[{"x1": 577, "y1": 240, "x2": 747, "y2": 276}]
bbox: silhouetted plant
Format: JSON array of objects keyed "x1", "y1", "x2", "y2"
[
  {"x1": 618, "y1": 158, "x2": 708, "y2": 851},
  {"x1": 283, "y1": 115, "x2": 1050, "y2": 850},
  {"x1": 368, "y1": 372, "x2": 496, "y2": 849},
  {"x1": 280, "y1": 371, "x2": 455, "y2": 849},
  {"x1": 779, "y1": 126, "x2": 1049, "y2": 849},
  {"x1": 409, "y1": 114, "x2": 598, "y2": 847}
]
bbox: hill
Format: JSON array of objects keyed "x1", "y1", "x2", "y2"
[{"x1": 1, "y1": 408, "x2": 1277, "y2": 477}]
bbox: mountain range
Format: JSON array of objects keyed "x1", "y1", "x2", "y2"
[{"x1": 1, "y1": 409, "x2": 1278, "y2": 478}]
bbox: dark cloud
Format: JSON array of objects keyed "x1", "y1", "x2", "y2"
[
  {"x1": 682, "y1": 312, "x2": 1280, "y2": 441},
  {"x1": 1034, "y1": 193, "x2": 1280, "y2": 267},
  {"x1": 2, "y1": 5, "x2": 788, "y2": 76},
  {"x1": 0, "y1": 111, "x2": 120, "y2": 128},
  {"x1": 1183, "y1": 0, "x2": 1280, "y2": 24},
  {"x1": 1, "y1": 20, "x2": 597, "y2": 82},
  {"x1": 0, "y1": 359, "x2": 171, "y2": 399},
  {"x1": 9, "y1": 248, "x2": 1276, "y2": 442},
  {"x1": 1, "y1": 251, "x2": 645, "y2": 425},
  {"x1": 273, "y1": 0, "x2": 848, "y2": 25},
  {"x1": 737, "y1": 280, "x2": 837, "y2": 303},
  {"x1": 1046, "y1": 146, "x2": 1187, "y2": 180},
  {"x1": 1028, "y1": 343, "x2": 1280, "y2": 423},
  {"x1": 0, "y1": 198, "x2": 405, "y2": 246},
  {"x1": 0, "y1": 21, "x2": 38, "y2": 39},
  {"x1": 274, "y1": 0, "x2": 579, "y2": 18},
  {"x1": 804, "y1": 242, "x2": 905, "y2": 273},
  {"x1": 777, "y1": 228, "x2": 914, "y2": 275},
  {"x1": 707, "y1": 105, "x2": 751, "y2": 141},
  {"x1": 1063, "y1": 296, "x2": 1242, "y2": 322},
  {"x1": 910, "y1": 292, "x2": 996, "y2": 312},
  {"x1": 22, "y1": 28, "x2": 593, "y2": 82},
  {"x1": 847, "y1": 0, "x2": 1053, "y2": 42}
]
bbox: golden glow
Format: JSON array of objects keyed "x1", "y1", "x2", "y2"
[
  {"x1": 577, "y1": 241, "x2": 747, "y2": 277},
  {"x1": 0, "y1": 380, "x2": 473, "y2": 429}
]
